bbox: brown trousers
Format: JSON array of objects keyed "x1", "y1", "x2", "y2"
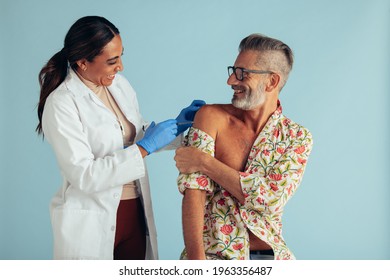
[{"x1": 114, "y1": 197, "x2": 146, "y2": 260}]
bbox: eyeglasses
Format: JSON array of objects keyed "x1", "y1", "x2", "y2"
[{"x1": 227, "y1": 66, "x2": 273, "y2": 81}]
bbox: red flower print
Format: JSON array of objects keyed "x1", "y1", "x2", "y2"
[
  {"x1": 289, "y1": 130, "x2": 295, "y2": 138},
  {"x1": 283, "y1": 119, "x2": 291, "y2": 126},
  {"x1": 273, "y1": 129, "x2": 280, "y2": 138},
  {"x1": 269, "y1": 173, "x2": 282, "y2": 181},
  {"x1": 260, "y1": 138, "x2": 266, "y2": 143},
  {"x1": 270, "y1": 182, "x2": 279, "y2": 191},
  {"x1": 287, "y1": 185, "x2": 293, "y2": 195},
  {"x1": 196, "y1": 176, "x2": 209, "y2": 187},
  {"x1": 223, "y1": 191, "x2": 230, "y2": 197},
  {"x1": 220, "y1": 224, "x2": 233, "y2": 235},
  {"x1": 217, "y1": 198, "x2": 225, "y2": 206},
  {"x1": 297, "y1": 131, "x2": 303, "y2": 137},
  {"x1": 233, "y1": 243, "x2": 244, "y2": 250},
  {"x1": 276, "y1": 147, "x2": 284, "y2": 154},
  {"x1": 261, "y1": 231, "x2": 265, "y2": 235},
  {"x1": 256, "y1": 197, "x2": 264, "y2": 204},
  {"x1": 294, "y1": 146, "x2": 305, "y2": 154},
  {"x1": 263, "y1": 149, "x2": 270, "y2": 156},
  {"x1": 239, "y1": 172, "x2": 250, "y2": 178},
  {"x1": 193, "y1": 132, "x2": 198, "y2": 141},
  {"x1": 298, "y1": 157, "x2": 307, "y2": 164}
]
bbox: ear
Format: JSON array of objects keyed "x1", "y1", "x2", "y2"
[
  {"x1": 76, "y1": 59, "x2": 88, "y2": 71},
  {"x1": 265, "y1": 73, "x2": 280, "y2": 92}
]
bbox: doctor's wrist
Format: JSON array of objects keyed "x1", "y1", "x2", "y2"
[{"x1": 137, "y1": 144, "x2": 149, "y2": 158}]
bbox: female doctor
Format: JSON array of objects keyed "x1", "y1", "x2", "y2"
[{"x1": 36, "y1": 16, "x2": 204, "y2": 260}]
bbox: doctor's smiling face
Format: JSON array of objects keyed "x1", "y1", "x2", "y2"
[{"x1": 76, "y1": 34, "x2": 124, "y2": 86}]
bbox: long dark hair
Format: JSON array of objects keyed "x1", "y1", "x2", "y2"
[{"x1": 36, "y1": 16, "x2": 120, "y2": 134}]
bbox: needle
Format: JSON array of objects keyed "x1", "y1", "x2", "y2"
[{"x1": 177, "y1": 121, "x2": 194, "y2": 126}]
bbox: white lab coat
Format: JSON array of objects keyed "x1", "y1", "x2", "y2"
[{"x1": 42, "y1": 68, "x2": 174, "y2": 259}]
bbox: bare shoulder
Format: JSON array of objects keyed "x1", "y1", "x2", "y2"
[
  {"x1": 195, "y1": 104, "x2": 230, "y2": 118},
  {"x1": 193, "y1": 104, "x2": 231, "y2": 139}
]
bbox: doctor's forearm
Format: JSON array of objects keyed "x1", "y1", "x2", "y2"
[{"x1": 137, "y1": 144, "x2": 148, "y2": 158}]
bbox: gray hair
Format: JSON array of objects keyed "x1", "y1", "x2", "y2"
[{"x1": 239, "y1": 34, "x2": 294, "y2": 91}]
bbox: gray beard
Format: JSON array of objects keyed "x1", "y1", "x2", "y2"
[{"x1": 232, "y1": 89, "x2": 266, "y2": 110}]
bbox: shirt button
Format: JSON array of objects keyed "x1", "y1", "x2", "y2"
[
  {"x1": 111, "y1": 226, "x2": 115, "y2": 231},
  {"x1": 113, "y1": 193, "x2": 120, "y2": 199},
  {"x1": 114, "y1": 123, "x2": 120, "y2": 129}
]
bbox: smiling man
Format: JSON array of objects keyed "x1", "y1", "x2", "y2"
[{"x1": 175, "y1": 34, "x2": 313, "y2": 260}]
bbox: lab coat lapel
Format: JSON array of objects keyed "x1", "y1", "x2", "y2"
[
  {"x1": 108, "y1": 81, "x2": 143, "y2": 133},
  {"x1": 66, "y1": 69, "x2": 108, "y2": 110},
  {"x1": 108, "y1": 83, "x2": 130, "y2": 117}
]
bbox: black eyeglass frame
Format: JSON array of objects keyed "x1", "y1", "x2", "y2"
[{"x1": 227, "y1": 66, "x2": 274, "y2": 81}]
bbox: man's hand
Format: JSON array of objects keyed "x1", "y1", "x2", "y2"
[{"x1": 175, "y1": 146, "x2": 207, "y2": 174}]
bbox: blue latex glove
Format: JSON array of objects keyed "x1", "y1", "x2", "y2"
[
  {"x1": 136, "y1": 119, "x2": 178, "y2": 155},
  {"x1": 175, "y1": 99, "x2": 206, "y2": 135}
]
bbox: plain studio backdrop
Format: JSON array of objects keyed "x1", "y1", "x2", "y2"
[{"x1": 0, "y1": 0, "x2": 389, "y2": 260}]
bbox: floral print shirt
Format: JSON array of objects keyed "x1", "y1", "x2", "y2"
[{"x1": 177, "y1": 104, "x2": 313, "y2": 260}]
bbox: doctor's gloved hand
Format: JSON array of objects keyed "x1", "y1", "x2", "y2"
[
  {"x1": 136, "y1": 119, "x2": 178, "y2": 155},
  {"x1": 175, "y1": 99, "x2": 206, "y2": 135}
]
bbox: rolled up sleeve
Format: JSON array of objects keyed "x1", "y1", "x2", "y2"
[{"x1": 177, "y1": 128, "x2": 216, "y2": 194}]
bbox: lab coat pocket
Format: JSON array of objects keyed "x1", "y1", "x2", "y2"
[{"x1": 52, "y1": 208, "x2": 104, "y2": 259}]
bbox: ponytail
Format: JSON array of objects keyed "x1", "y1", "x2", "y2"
[{"x1": 36, "y1": 49, "x2": 68, "y2": 134}]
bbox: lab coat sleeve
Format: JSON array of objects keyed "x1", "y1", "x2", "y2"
[{"x1": 42, "y1": 90, "x2": 146, "y2": 194}]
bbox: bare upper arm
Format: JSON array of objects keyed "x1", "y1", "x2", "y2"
[{"x1": 193, "y1": 104, "x2": 225, "y2": 140}]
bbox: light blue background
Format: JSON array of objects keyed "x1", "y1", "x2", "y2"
[{"x1": 1, "y1": 0, "x2": 389, "y2": 260}]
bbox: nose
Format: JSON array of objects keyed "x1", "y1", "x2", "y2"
[
  {"x1": 116, "y1": 58, "x2": 124, "y2": 72},
  {"x1": 227, "y1": 72, "x2": 238, "y2": 86}
]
